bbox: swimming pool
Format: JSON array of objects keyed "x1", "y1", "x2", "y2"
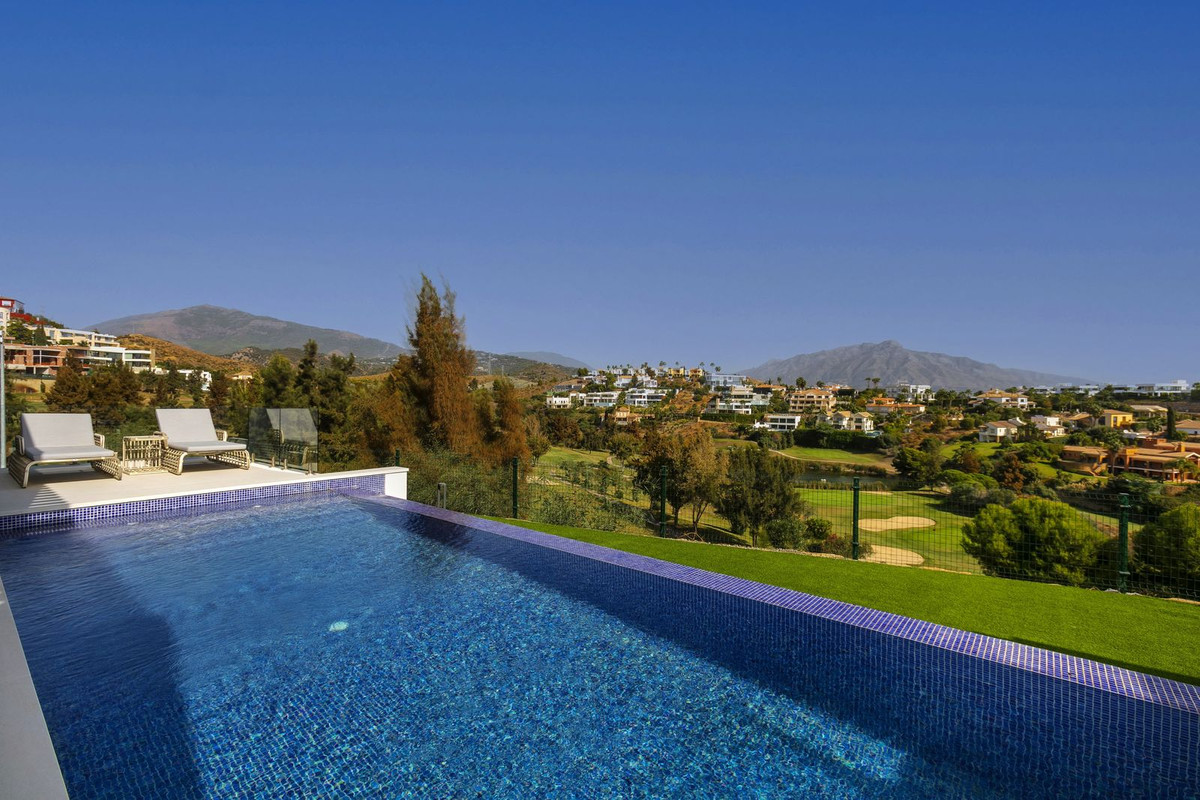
[{"x1": 0, "y1": 493, "x2": 1196, "y2": 798}]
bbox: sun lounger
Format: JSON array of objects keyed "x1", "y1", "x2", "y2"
[
  {"x1": 7, "y1": 413, "x2": 122, "y2": 488},
  {"x1": 155, "y1": 408, "x2": 251, "y2": 474}
]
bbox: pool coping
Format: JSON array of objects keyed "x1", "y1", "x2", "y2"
[
  {"x1": 370, "y1": 497, "x2": 1200, "y2": 717},
  {"x1": 0, "y1": 467, "x2": 408, "y2": 799}
]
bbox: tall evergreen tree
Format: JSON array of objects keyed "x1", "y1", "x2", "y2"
[
  {"x1": 487, "y1": 377, "x2": 531, "y2": 466},
  {"x1": 393, "y1": 275, "x2": 479, "y2": 455},
  {"x1": 207, "y1": 371, "x2": 232, "y2": 410},
  {"x1": 260, "y1": 355, "x2": 297, "y2": 407},
  {"x1": 295, "y1": 340, "x2": 320, "y2": 408},
  {"x1": 47, "y1": 354, "x2": 90, "y2": 411}
]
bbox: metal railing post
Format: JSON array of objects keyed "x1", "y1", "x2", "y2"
[
  {"x1": 659, "y1": 465, "x2": 668, "y2": 536},
  {"x1": 393, "y1": 448, "x2": 400, "y2": 468},
  {"x1": 1118, "y1": 493, "x2": 1131, "y2": 593},
  {"x1": 511, "y1": 457, "x2": 520, "y2": 519},
  {"x1": 852, "y1": 477, "x2": 861, "y2": 560}
]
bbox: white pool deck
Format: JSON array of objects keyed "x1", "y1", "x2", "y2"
[
  {"x1": 0, "y1": 462, "x2": 408, "y2": 799},
  {"x1": 0, "y1": 461, "x2": 334, "y2": 518}
]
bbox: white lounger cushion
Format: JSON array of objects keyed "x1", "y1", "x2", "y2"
[
  {"x1": 155, "y1": 409, "x2": 247, "y2": 453},
  {"x1": 20, "y1": 414, "x2": 116, "y2": 461},
  {"x1": 166, "y1": 441, "x2": 246, "y2": 454},
  {"x1": 23, "y1": 444, "x2": 115, "y2": 461},
  {"x1": 22, "y1": 413, "x2": 98, "y2": 449}
]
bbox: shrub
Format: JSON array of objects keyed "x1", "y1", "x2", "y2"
[
  {"x1": 947, "y1": 484, "x2": 1014, "y2": 514},
  {"x1": 940, "y1": 470, "x2": 998, "y2": 490},
  {"x1": 765, "y1": 516, "x2": 805, "y2": 549},
  {"x1": 962, "y1": 497, "x2": 1107, "y2": 586}
]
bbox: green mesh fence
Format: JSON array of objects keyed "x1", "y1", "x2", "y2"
[{"x1": 403, "y1": 456, "x2": 1199, "y2": 602}]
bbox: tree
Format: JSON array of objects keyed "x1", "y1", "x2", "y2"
[
  {"x1": 962, "y1": 497, "x2": 1106, "y2": 585},
  {"x1": 1132, "y1": 503, "x2": 1200, "y2": 596},
  {"x1": 3, "y1": 358, "x2": 33, "y2": 444},
  {"x1": 207, "y1": 371, "x2": 232, "y2": 410},
  {"x1": 46, "y1": 354, "x2": 89, "y2": 411},
  {"x1": 260, "y1": 355, "x2": 297, "y2": 407},
  {"x1": 893, "y1": 436, "x2": 944, "y2": 487},
  {"x1": 295, "y1": 340, "x2": 320, "y2": 405},
  {"x1": 391, "y1": 275, "x2": 480, "y2": 456},
  {"x1": 87, "y1": 365, "x2": 141, "y2": 423},
  {"x1": 994, "y1": 450, "x2": 1033, "y2": 492},
  {"x1": 525, "y1": 416, "x2": 551, "y2": 463},
  {"x1": 185, "y1": 370, "x2": 205, "y2": 407},
  {"x1": 714, "y1": 446, "x2": 798, "y2": 546},
  {"x1": 676, "y1": 426, "x2": 723, "y2": 533},
  {"x1": 486, "y1": 377, "x2": 530, "y2": 466},
  {"x1": 153, "y1": 372, "x2": 181, "y2": 408}
]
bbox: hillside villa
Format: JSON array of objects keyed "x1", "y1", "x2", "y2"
[
  {"x1": 971, "y1": 390, "x2": 1031, "y2": 409},
  {"x1": 819, "y1": 410, "x2": 876, "y2": 432},
  {"x1": 979, "y1": 419, "x2": 1022, "y2": 443},
  {"x1": 1061, "y1": 438, "x2": 1200, "y2": 482}
]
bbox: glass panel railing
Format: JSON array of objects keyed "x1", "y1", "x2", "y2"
[{"x1": 247, "y1": 407, "x2": 319, "y2": 473}]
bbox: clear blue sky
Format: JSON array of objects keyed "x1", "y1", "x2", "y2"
[{"x1": 2, "y1": 2, "x2": 1196, "y2": 382}]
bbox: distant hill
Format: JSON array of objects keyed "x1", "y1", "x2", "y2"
[
  {"x1": 741, "y1": 341, "x2": 1087, "y2": 391},
  {"x1": 505, "y1": 351, "x2": 589, "y2": 371},
  {"x1": 119, "y1": 334, "x2": 254, "y2": 374},
  {"x1": 227, "y1": 345, "x2": 567, "y2": 383},
  {"x1": 92, "y1": 305, "x2": 406, "y2": 359}
]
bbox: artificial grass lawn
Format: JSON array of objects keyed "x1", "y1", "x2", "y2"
[{"x1": 501, "y1": 519, "x2": 1200, "y2": 686}]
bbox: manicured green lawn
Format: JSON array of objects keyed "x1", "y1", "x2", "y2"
[
  {"x1": 780, "y1": 446, "x2": 891, "y2": 466},
  {"x1": 498, "y1": 519, "x2": 1200, "y2": 685},
  {"x1": 538, "y1": 447, "x2": 612, "y2": 468},
  {"x1": 797, "y1": 487, "x2": 977, "y2": 572}
]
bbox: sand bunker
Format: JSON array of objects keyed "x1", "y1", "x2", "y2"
[
  {"x1": 862, "y1": 546, "x2": 925, "y2": 567},
  {"x1": 859, "y1": 516, "x2": 936, "y2": 532}
]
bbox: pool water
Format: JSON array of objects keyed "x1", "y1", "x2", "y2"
[{"x1": 1, "y1": 496, "x2": 1028, "y2": 797}]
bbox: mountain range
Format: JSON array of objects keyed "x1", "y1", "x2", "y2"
[
  {"x1": 740, "y1": 341, "x2": 1087, "y2": 391},
  {"x1": 91, "y1": 305, "x2": 572, "y2": 381},
  {"x1": 91, "y1": 305, "x2": 406, "y2": 360},
  {"x1": 505, "y1": 351, "x2": 589, "y2": 370}
]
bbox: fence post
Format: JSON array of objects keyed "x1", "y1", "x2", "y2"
[
  {"x1": 851, "y1": 477, "x2": 861, "y2": 560},
  {"x1": 511, "y1": 457, "x2": 520, "y2": 520},
  {"x1": 1118, "y1": 493, "x2": 1130, "y2": 593},
  {"x1": 393, "y1": 449, "x2": 400, "y2": 468},
  {"x1": 659, "y1": 465, "x2": 668, "y2": 536}
]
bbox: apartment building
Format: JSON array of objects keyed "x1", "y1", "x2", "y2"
[
  {"x1": 44, "y1": 328, "x2": 121, "y2": 348},
  {"x1": 788, "y1": 388, "x2": 837, "y2": 414},
  {"x1": 703, "y1": 372, "x2": 749, "y2": 389}
]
